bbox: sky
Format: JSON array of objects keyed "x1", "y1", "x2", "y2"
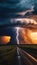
[
  {"x1": 0, "y1": 27, "x2": 17, "y2": 44},
  {"x1": 0, "y1": 0, "x2": 37, "y2": 25},
  {"x1": 0, "y1": 0, "x2": 37, "y2": 44}
]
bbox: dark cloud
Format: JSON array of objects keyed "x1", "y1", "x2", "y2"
[
  {"x1": 0, "y1": 0, "x2": 37, "y2": 45},
  {"x1": 0, "y1": 0, "x2": 37, "y2": 25},
  {"x1": 0, "y1": 0, "x2": 37, "y2": 18},
  {"x1": 0, "y1": 27, "x2": 17, "y2": 44}
]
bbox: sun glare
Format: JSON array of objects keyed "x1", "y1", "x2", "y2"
[
  {"x1": 30, "y1": 32, "x2": 37, "y2": 44},
  {"x1": 31, "y1": 32, "x2": 37, "y2": 40}
]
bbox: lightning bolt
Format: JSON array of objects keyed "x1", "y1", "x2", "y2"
[
  {"x1": 16, "y1": 27, "x2": 20, "y2": 44},
  {"x1": 16, "y1": 5, "x2": 34, "y2": 16},
  {"x1": 16, "y1": 27, "x2": 22, "y2": 65}
]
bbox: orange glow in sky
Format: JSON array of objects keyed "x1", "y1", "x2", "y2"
[
  {"x1": 28, "y1": 32, "x2": 37, "y2": 44},
  {"x1": 0, "y1": 36, "x2": 11, "y2": 44},
  {"x1": 20, "y1": 28, "x2": 37, "y2": 44},
  {"x1": 31, "y1": 32, "x2": 37, "y2": 40}
]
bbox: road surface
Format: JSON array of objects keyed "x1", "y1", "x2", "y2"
[
  {"x1": 0, "y1": 46, "x2": 37, "y2": 65},
  {"x1": 19, "y1": 48, "x2": 37, "y2": 65},
  {"x1": 12, "y1": 47, "x2": 37, "y2": 65}
]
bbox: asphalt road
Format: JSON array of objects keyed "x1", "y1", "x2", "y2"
[
  {"x1": 19, "y1": 48, "x2": 37, "y2": 65},
  {"x1": 0, "y1": 46, "x2": 37, "y2": 65},
  {"x1": 14, "y1": 47, "x2": 37, "y2": 65}
]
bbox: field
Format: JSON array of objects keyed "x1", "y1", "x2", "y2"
[
  {"x1": 19, "y1": 44, "x2": 37, "y2": 49},
  {"x1": 0, "y1": 45, "x2": 17, "y2": 65}
]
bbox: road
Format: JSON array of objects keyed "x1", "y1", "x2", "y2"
[
  {"x1": 19, "y1": 48, "x2": 37, "y2": 65},
  {"x1": 13, "y1": 47, "x2": 37, "y2": 65},
  {"x1": 0, "y1": 46, "x2": 37, "y2": 65}
]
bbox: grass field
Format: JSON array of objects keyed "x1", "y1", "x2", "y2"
[
  {"x1": 0, "y1": 45, "x2": 17, "y2": 65},
  {"x1": 19, "y1": 44, "x2": 37, "y2": 49}
]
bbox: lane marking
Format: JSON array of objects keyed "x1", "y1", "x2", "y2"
[{"x1": 20, "y1": 48, "x2": 37, "y2": 62}]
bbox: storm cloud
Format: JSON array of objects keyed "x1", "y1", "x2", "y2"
[{"x1": 0, "y1": 0, "x2": 37, "y2": 25}]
